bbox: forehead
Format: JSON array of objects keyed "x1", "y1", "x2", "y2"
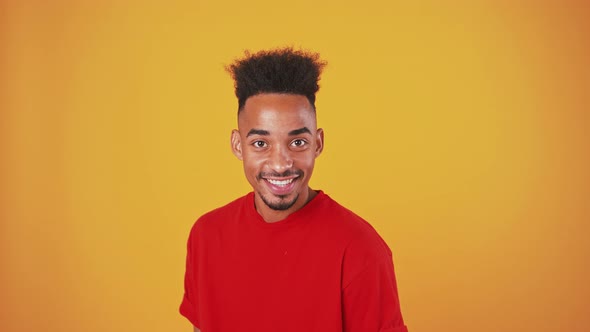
[{"x1": 238, "y1": 93, "x2": 316, "y2": 131}]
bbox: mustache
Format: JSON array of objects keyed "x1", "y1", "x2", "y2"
[{"x1": 256, "y1": 170, "x2": 303, "y2": 180}]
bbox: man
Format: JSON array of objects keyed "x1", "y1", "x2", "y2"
[{"x1": 180, "y1": 48, "x2": 408, "y2": 332}]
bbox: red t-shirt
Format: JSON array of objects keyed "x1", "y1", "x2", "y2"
[{"x1": 180, "y1": 191, "x2": 408, "y2": 332}]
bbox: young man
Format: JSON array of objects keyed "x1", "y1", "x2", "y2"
[{"x1": 180, "y1": 48, "x2": 408, "y2": 332}]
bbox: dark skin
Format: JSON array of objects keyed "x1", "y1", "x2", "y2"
[{"x1": 230, "y1": 93, "x2": 324, "y2": 223}]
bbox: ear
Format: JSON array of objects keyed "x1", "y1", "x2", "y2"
[
  {"x1": 315, "y1": 128, "x2": 324, "y2": 157},
  {"x1": 231, "y1": 129, "x2": 243, "y2": 160}
]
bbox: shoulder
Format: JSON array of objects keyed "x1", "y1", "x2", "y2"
[
  {"x1": 316, "y1": 193, "x2": 393, "y2": 282},
  {"x1": 188, "y1": 193, "x2": 252, "y2": 237},
  {"x1": 200, "y1": 193, "x2": 250, "y2": 221},
  {"x1": 317, "y1": 193, "x2": 391, "y2": 253}
]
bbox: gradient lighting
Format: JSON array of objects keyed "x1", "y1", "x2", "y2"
[{"x1": 1, "y1": 2, "x2": 588, "y2": 332}]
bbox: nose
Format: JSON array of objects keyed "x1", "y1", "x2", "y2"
[{"x1": 267, "y1": 145, "x2": 293, "y2": 173}]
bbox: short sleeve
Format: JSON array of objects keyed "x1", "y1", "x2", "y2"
[
  {"x1": 342, "y1": 254, "x2": 408, "y2": 332},
  {"x1": 179, "y1": 225, "x2": 200, "y2": 328}
]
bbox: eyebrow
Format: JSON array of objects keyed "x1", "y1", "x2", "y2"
[
  {"x1": 288, "y1": 127, "x2": 311, "y2": 136},
  {"x1": 246, "y1": 127, "x2": 311, "y2": 137},
  {"x1": 246, "y1": 129, "x2": 270, "y2": 137}
]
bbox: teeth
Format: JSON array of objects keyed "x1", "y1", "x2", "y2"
[{"x1": 267, "y1": 178, "x2": 294, "y2": 187}]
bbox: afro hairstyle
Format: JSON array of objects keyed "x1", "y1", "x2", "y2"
[{"x1": 226, "y1": 47, "x2": 327, "y2": 111}]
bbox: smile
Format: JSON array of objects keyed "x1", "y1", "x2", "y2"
[
  {"x1": 262, "y1": 175, "x2": 300, "y2": 195},
  {"x1": 266, "y1": 178, "x2": 295, "y2": 187}
]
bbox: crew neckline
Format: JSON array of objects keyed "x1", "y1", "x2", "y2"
[{"x1": 245, "y1": 190, "x2": 326, "y2": 228}]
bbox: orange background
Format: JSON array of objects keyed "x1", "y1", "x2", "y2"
[{"x1": 1, "y1": 1, "x2": 589, "y2": 331}]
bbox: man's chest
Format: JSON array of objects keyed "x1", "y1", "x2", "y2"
[{"x1": 194, "y1": 223, "x2": 346, "y2": 330}]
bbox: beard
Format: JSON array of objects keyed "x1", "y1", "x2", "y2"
[{"x1": 259, "y1": 192, "x2": 299, "y2": 211}]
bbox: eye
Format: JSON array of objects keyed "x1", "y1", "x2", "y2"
[
  {"x1": 253, "y1": 141, "x2": 268, "y2": 148},
  {"x1": 291, "y1": 139, "x2": 307, "y2": 148}
]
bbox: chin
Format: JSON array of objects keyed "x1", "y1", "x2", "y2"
[{"x1": 259, "y1": 192, "x2": 300, "y2": 211}]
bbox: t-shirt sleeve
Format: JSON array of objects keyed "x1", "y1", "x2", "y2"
[
  {"x1": 179, "y1": 224, "x2": 200, "y2": 328},
  {"x1": 342, "y1": 238, "x2": 408, "y2": 332}
]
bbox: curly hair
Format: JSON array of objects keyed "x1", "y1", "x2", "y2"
[{"x1": 226, "y1": 47, "x2": 327, "y2": 111}]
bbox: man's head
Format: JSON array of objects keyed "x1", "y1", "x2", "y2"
[{"x1": 226, "y1": 48, "x2": 327, "y2": 222}]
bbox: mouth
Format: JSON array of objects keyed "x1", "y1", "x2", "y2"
[
  {"x1": 262, "y1": 175, "x2": 300, "y2": 195},
  {"x1": 266, "y1": 178, "x2": 296, "y2": 187}
]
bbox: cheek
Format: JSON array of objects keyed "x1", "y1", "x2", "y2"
[
  {"x1": 242, "y1": 155, "x2": 265, "y2": 175},
  {"x1": 293, "y1": 153, "x2": 316, "y2": 170}
]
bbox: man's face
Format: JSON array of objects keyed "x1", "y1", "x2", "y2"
[{"x1": 231, "y1": 93, "x2": 324, "y2": 219}]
